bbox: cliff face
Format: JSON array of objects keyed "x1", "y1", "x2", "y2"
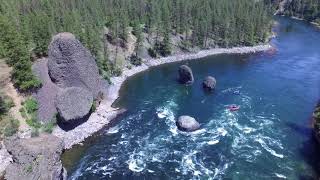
[
  {"x1": 4, "y1": 135, "x2": 66, "y2": 180},
  {"x1": 48, "y1": 33, "x2": 106, "y2": 97}
]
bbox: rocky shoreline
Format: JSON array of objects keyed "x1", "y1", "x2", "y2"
[{"x1": 53, "y1": 44, "x2": 272, "y2": 149}]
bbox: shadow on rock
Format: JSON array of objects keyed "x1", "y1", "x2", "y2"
[{"x1": 57, "y1": 110, "x2": 92, "y2": 131}]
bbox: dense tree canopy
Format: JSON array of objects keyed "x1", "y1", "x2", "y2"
[
  {"x1": 273, "y1": 0, "x2": 320, "y2": 23},
  {"x1": 0, "y1": 0, "x2": 273, "y2": 90}
]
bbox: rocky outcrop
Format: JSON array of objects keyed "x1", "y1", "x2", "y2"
[
  {"x1": 32, "y1": 59, "x2": 60, "y2": 123},
  {"x1": 176, "y1": 116, "x2": 200, "y2": 132},
  {"x1": 178, "y1": 65, "x2": 194, "y2": 84},
  {"x1": 202, "y1": 76, "x2": 217, "y2": 91},
  {"x1": 48, "y1": 32, "x2": 106, "y2": 97},
  {"x1": 0, "y1": 143, "x2": 12, "y2": 179},
  {"x1": 4, "y1": 134, "x2": 66, "y2": 180},
  {"x1": 33, "y1": 32, "x2": 108, "y2": 126},
  {"x1": 56, "y1": 87, "x2": 93, "y2": 129}
]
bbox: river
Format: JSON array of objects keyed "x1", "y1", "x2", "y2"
[{"x1": 62, "y1": 17, "x2": 320, "y2": 179}]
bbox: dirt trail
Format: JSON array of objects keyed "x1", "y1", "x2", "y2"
[{"x1": 0, "y1": 59, "x2": 30, "y2": 133}]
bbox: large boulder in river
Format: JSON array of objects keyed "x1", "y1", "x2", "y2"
[
  {"x1": 176, "y1": 116, "x2": 200, "y2": 132},
  {"x1": 55, "y1": 87, "x2": 93, "y2": 128},
  {"x1": 48, "y1": 32, "x2": 106, "y2": 97},
  {"x1": 178, "y1": 65, "x2": 194, "y2": 84},
  {"x1": 202, "y1": 76, "x2": 217, "y2": 91}
]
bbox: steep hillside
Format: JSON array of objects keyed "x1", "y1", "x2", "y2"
[{"x1": 273, "y1": 0, "x2": 320, "y2": 24}]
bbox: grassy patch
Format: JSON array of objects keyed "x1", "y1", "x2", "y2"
[
  {"x1": 0, "y1": 116, "x2": 19, "y2": 137},
  {"x1": 25, "y1": 164, "x2": 33, "y2": 173},
  {"x1": 0, "y1": 92, "x2": 19, "y2": 137},
  {"x1": 0, "y1": 92, "x2": 14, "y2": 116},
  {"x1": 24, "y1": 98, "x2": 38, "y2": 114},
  {"x1": 41, "y1": 114, "x2": 57, "y2": 134}
]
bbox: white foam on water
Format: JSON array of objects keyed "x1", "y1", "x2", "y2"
[
  {"x1": 157, "y1": 112, "x2": 167, "y2": 119},
  {"x1": 108, "y1": 156, "x2": 116, "y2": 161},
  {"x1": 212, "y1": 163, "x2": 229, "y2": 179},
  {"x1": 243, "y1": 127, "x2": 255, "y2": 134},
  {"x1": 180, "y1": 151, "x2": 198, "y2": 176},
  {"x1": 156, "y1": 98, "x2": 180, "y2": 136},
  {"x1": 275, "y1": 173, "x2": 287, "y2": 179},
  {"x1": 217, "y1": 128, "x2": 228, "y2": 136},
  {"x1": 191, "y1": 128, "x2": 207, "y2": 135},
  {"x1": 255, "y1": 138, "x2": 284, "y2": 158},
  {"x1": 221, "y1": 86, "x2": 242, "y2": 94},
  {"x1": 207, "y1": 139, "x2": 220, "y2": 145},
  {"x1": 106, "y1": 126, "x2": 120, "y2": 134},
  {"x1": 178, "y1": 150, "x2": 218, "y2": 178},
  {"x1": 156, "y1": 107, "x2": 170, "y2": 119},
  {"x1": 127, "y1": 155, "x2": 146, "y2": 173},
  {"x1": 234, "y1": 124, "x2": 256, "y2": 134}
]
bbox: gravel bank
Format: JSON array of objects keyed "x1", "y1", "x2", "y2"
[{"x1": 53, "y1": 44, "x2": 272, "y2": 149}]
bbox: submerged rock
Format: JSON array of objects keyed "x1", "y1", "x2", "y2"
[
  {"x1": 202, "y1": 76, "x2": 217, "y2": 91},
  {"x1": 56, "y1": 87, "x2": 93, "y2": 127},
  {"x1": 178, "y1": 65, "x2": 194, "y2": 84},
  {"x1": 176, "y1": 116, "x2": 200, "y2": 132},
  {"x1": 4, "y1": 134, "x2": 67, "y2": 180}
]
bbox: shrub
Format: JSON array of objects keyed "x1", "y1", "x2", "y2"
[
  {"x1": 24, "y1": 98, "x2": 38, "y2": 114},
  {"x1": 91, "y1": 101, "x2": 97, "y2": 112},
  {"x1": 112, "y1": 66, "x2": 122, "y2": 77},
  {"x1": 103, "y1": 74, "x2": 112, "y2": 84},
  {"x1": 0, "y1": 93, "x2": 14, "y2": 116},
  {"x1": 31, "y1": 128, "x2": 39, "y2": 137},
  {"x1": 19, "y1": 107, "x2": 27, "y2": 119},
  {"x1": 130, "y1": 54, "x2": 142, "y2": 66},
  {"x1": 148, "y1": 48, "x2": 157, "y2": 58},
  {"x1": 1, "y1": 118, "x2": 19, "y2": 137},
  {"x1": 25, "y1": 164, "x2": 33, "y2": 173},
  {"x1": 26, "y1": 115, "x2": 41, "y2": 129},
  {"x1": 154, "y1": 41, "x2": 171, "y2": 57},
  {"x1": 39, "y1": 114, "x2": 57, "y2": 134},
  {"x1": 42, "y1": 122, "x2": 55, "y2": 134}
]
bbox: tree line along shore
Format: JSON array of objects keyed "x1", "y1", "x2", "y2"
[
  {"x1": 0, "y1": 0, "x2": 273, "y2": 91},
  {"x1": 0, "y1": 0, "x2": 275, "y2": 139},
  {"x1": 0, "y1": 0, "x2": 318, "y2": 142},
  {"x1": 0, "y1": 0, "x2": 319, "y2": 179}
]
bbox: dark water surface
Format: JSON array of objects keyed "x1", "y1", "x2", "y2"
[{"x1": 63, "y1": 17, "x2": 320, "y2": 179}]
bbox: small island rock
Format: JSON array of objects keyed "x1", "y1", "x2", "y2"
[
  {"x1": 176, "y1": 116, "x2": 200, "y2": 132},
  {"x1": 202, "y1": 76, "x2": 217, "y2": 91},
  {"x1": 55, "y1": 87, "x2": 93, "y2": 126},
  {"x1": 178, "y1": 65, "x2": 194, "y2": 84}
]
